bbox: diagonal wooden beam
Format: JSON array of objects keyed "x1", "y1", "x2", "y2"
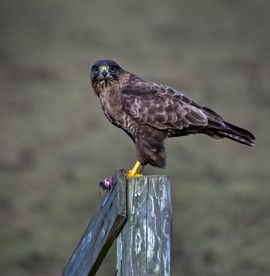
[{"x1": 62, "y1": 169, "x2": 127, "y2": 276}]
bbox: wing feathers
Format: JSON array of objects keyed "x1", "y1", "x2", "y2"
[
  {"x1": 121, "y1": 77, "x2": 255, "y2": 147},
  {"x1": 122, "y1": 83, "x2": 208, "y2": 131}
]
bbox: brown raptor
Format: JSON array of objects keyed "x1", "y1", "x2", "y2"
[{"x1": 90, "y1": 59, "x2": 255, "y2": 177}]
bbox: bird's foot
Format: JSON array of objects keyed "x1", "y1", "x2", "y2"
[
  {"x1": 127, "y1": 171, "x2": 143, "y2": 178},
  {"x1": 127, "y1": 161, "x2": 144, "y2": 178}
]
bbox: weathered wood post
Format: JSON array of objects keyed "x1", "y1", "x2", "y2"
[
  {"x1": 62, "y1": 171, "x2": 172, "y2": 276},
  {"x1": 116, "y1": 175, "x2": 172, "y2": 276}
]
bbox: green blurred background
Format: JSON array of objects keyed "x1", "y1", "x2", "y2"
[{"x1": 0, "y1": 1, "x2": 269, "y2": 275}]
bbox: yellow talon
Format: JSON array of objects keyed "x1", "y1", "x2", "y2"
[
  {"x1": 127, "y1": 161, "x2": 144, "y2": 178},
  {"x1": 127, "y1": 172, "x2": 143, "y2": 178}
]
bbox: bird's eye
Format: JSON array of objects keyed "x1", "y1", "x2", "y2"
[
  {"x1": 92, "y1": 66, "x2": 99, "y2": 73},
  {"x1": 109, "y1": 65, "x2": 117, "y2": 73}
]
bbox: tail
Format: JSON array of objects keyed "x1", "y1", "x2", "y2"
[
  {"x1": 215, "y1": 122, "x2": 255, "y2": 146},
  {"x1": 201, "y1": 106, "x2": 255, "y2": 146}
]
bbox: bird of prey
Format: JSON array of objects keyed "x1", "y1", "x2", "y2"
[{"x1": 90, "y1": 59, "x2": 255, "y2": 178}]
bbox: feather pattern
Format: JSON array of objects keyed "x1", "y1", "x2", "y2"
[{"x1": 91, "y1": 60, "x2": 255, "y2": 168}]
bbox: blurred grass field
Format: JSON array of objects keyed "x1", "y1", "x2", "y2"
[{"x1": 0, "y1": 1, "x2": 270, "y2": 275}]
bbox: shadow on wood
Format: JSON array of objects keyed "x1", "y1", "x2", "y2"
[{"x1": 62, "y1": 169, "x2": 127, "y2": 276}]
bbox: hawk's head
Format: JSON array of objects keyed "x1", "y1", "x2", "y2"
[{"x1": 90, "y1": 60, "x2": 123, "y2": 91}]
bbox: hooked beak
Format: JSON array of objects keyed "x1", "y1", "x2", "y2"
[
  {"x1": 100, "y1": 65, "x2": 108, "y2": 77},
  {"x1": 96, "y1": 65, "x2": 113, "y2": 81},
  {"x1": 100, "y1": 65, "x2": 108, "y2": 75}
]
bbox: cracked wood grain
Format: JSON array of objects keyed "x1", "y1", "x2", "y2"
[{"x1": 116, "y1": 175, "x2": 172, "y2": 276}]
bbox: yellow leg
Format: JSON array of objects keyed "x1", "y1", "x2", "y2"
[{"x1": 127, "y1": 161, "x2": 144, "y2": 178}]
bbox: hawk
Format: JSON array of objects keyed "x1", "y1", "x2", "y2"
[{"x1": 90, "y1": 59, "x2": 255, "y2": 177}]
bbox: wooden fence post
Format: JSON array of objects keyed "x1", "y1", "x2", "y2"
[{"x1": 116, "y1": 175, "x2": 172, "y2": 276}]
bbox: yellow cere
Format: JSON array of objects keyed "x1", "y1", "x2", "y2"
[{"x1": 101, "y1": 65, "x2": 107, "y2": 71}]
